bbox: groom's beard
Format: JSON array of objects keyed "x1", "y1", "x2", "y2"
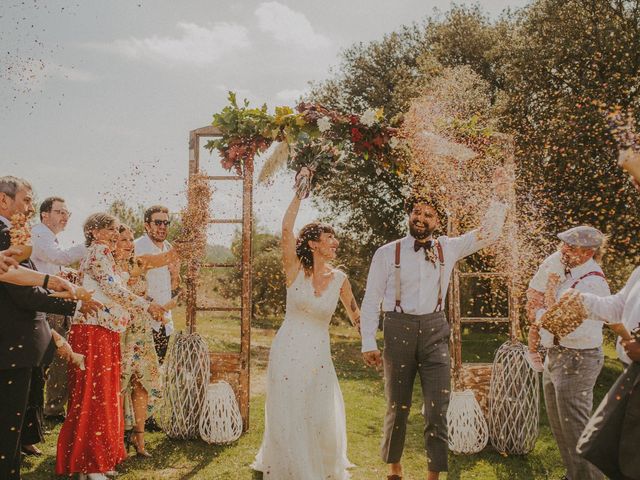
[{"x1": 409, "y1": 222, "x2": 435, "y2": 240}]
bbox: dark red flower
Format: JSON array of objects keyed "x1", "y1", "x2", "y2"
[
  {"x1": 372, "y1": 135, "x2": 384, "y2": 148},
  {"x1": 351, "y1": 127, "x2": 363, "y2": 142}
]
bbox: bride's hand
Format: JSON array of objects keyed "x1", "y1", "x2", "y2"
[
  {"x1": 363, "y1": 349, "x2": 383, "y2": 370},
  {"x1": 294, "y1": 167, "x2": 314, "y2": 199}
]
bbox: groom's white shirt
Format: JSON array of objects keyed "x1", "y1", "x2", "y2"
[{"x1": 359, "y1": 200, "x2": 507, "y2": 353}]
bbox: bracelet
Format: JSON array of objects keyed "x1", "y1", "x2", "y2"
[{"x1": 42, "y1": 274, "x2": 50, "y2": 289}]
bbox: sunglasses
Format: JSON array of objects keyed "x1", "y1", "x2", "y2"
[{"x1": 151, "y1": 220, "x2": 171, "y2": 226}]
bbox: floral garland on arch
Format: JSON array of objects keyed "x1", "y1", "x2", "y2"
[{"x1": 205, "y1": 92, "x2": 405, "y2": 186}]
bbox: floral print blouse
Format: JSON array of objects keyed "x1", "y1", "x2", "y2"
[{"x1": 73, "y1": 243, "x2": 150, "y2": 333}]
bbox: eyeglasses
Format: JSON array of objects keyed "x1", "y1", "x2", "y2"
[
  {"x1": 51, "y1": 209, "x2": 71, "y2": 217},
  {"x1": 151, "y1": 220, "x2": 171, "y2": 226}
]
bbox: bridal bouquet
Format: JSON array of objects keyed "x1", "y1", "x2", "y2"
[{"x1": 207, "y1": 92, "x2": 404, "y2": 194}]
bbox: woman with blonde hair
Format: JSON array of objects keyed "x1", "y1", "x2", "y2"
[
  {"x1": 114, "y1": 223, "x2": 178, "y2": 457},
  {"x1": 56, "y1": 213, "x2": 165, "y2": 480}
]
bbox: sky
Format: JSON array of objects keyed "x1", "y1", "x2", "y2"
[{"x1": 0, "y1": 0, "x2": 529, "y2": 246}]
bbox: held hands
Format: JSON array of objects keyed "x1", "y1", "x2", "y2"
[
  {"x1": 621, "y1": 338, "x2": 640, "y2": 362},
  {"x1": 79, "y1": 298, "x2": 104, "y2": 316},
  {"x1": 47, "y1": 276, "x2": 78, "y2": 297},
  {"x1": 55, "y1": 339, "x2": 86, "y2": 370},
  {"x1": 147, "y1": 302, "x2": 167, "y2": 324},
  {"x1": 363, "y1": 349, "x2": 383, "y2": 370}
]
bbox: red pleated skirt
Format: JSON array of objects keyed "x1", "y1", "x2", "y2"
[{"x1": 56, "y1": 324, "x2": 127, "y2": 475}]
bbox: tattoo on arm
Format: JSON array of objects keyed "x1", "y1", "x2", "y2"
[{"x1": 350, "y1": 298, "x2": 357, "y2": 312}]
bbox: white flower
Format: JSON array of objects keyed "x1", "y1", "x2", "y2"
[
  {"x1": 389, "y1": 137, "x2": 400, "y2": 149},
  {"x1": 360, "y1": 109, "x2": 377, "y2": 127},
  {"x1": 317, "y1": 116, "x2": 331, "y2": 133}
]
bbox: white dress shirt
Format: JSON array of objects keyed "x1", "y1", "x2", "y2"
[
  {"x1": 31, "y1": 223, "x2": 86, "y2": 275},
  {"x1": 360, "y1": 200, "x2": 507, "y2": 352},
  {"x1": 581, "y1": 266, "x2": 640, "y2": 364},
  {"x1": 529, "y1": 252, "x2": 610, "y2": 350},
  {"x1": 134, "y1": 234, "x2": 174, "y2": 334}
]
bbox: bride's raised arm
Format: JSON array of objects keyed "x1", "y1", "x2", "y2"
[{"x1": 282, "y1": 194, "x2": 303, "y2": 287}]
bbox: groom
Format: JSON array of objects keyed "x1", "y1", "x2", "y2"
[{"x1": 360, "y1": 168, "x2": 509, "y2": 480}]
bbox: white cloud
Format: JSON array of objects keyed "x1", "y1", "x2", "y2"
[
  {"x1": 89, "y1": 22, "x2": 250, "y2": 66},
  {"x1": 255, "y1": 2, "x2": 331, "y2": 50}
]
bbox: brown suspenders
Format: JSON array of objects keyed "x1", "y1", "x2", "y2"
[{"x1": 394, "y1": 239, "x2": 445, "y2": 313}]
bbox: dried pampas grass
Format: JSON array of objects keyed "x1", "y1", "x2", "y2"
[
  {"x1": 257, "y1": 141, "x2": 290, "y2": 184},
  {"x1": 174, "y1": 174, "x2": 212, "y2": 265}
]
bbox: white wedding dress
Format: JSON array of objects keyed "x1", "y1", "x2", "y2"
[{"x1": 252, "y1": 268, "x2": 353, "y2": 479}]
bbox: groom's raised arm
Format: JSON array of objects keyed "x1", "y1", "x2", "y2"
[
  {"x1": 447, "y1": 199, "x2": 508, "y2": 261},
  {"x1": 360, "y1": 246, "x2": 389, "y2": 353}
]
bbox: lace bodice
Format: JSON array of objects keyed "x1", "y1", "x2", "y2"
[{"x1": 284, "y1": 268, "x2": 346, "y2": 326}]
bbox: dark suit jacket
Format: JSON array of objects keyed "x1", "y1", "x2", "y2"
[
  {"x1": 578, "y1": 362, "x2": 640, "y2": 480},
  {"x1": 0, "y1": 219, "x2": 76, "y2": 370}
]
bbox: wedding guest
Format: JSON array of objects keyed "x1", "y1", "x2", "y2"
[
  {"x1": 56, "y1": 213, "x2": 165, "y2": 480},
  {"x1": 359, "y1": 168, "x2": 509, "y2": 480},
  {"x1": 572, "y1": 147, "x2": 640, "y2": 480},
  {"x1": 32, "y1": 196, "x2": 86, "y2": 422},
  {"x1": 527, "y1": 227, "x2": 609, "y2": 480},
  {"x1": 134, "y1": 205, "x2": 179, "y2": 363},
  {"x1": 115, "y1": 224, "x2": 177, "y2": 457},
  {"x1": 574, "y1": 265, "x2": 640, "y2": 480},
  {"x1": 0, "y1": 176, "x2": 86, "y2": 480}
]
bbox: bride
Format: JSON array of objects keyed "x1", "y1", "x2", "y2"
[{"x1": 252, "y1": 168, "x2": 360, "y2": 479}]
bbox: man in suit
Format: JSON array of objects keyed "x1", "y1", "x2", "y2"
[{"x1": 0, "y1": 176, "x2": 94, "y2": 480}]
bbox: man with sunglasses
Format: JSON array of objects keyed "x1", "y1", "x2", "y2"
[
  {"x1": 31, "y1": 197, "x2": 86, "y2": 425},
  {"x1": 134, "y1": 205, "x2": 178, "y2": 363}
]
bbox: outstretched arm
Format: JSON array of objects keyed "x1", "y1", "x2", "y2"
[
  {"x1": 137, "y1": 248, "x2": 179, "y2": 270},
  {"x1": 282, "y1": 169, "x2": 312, "y2": 285},
  {"x1": 448, "y1": 166, "x2": 510, "y2": 260},
  {"x1": 339, "y1": 277, "x2": 361, "y2": 331}
]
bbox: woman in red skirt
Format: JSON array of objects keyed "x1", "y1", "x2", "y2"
[{"x1": 56, "y1": 213, "x2": 165, "y2": 479}]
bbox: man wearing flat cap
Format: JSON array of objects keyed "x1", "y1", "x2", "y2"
[{"x1": 526, "y1": 225, "x2": 610, "y2": 480}]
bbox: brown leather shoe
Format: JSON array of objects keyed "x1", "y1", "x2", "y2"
[{"x1": 387, "y1": 476, "x2": 402, "y2": 480}]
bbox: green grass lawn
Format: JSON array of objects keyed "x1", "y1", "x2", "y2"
[{"x1": 23, "y1": 310, "x2": 625, "y2": 479}]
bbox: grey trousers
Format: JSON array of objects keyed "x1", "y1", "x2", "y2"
[
  {"x1": 543, "y1": 346, "x2": 605, "y2": 480},
  {"x1": 380, "y1": 311, "x2": 450, "y2": 472},
  {"x1": 44, "y1": 313, "x2": 70, "y2": 416}
]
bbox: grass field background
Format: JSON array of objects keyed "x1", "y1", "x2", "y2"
[{"x1": 22, "y1": 304, "x2": 624, "y2": 479}]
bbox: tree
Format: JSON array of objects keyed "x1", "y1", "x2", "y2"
[
  {"x1": 308, "y1": 1, "x2": 640, "y2": 294},
  {"x1": 219, "y1": 228, "x2": 286, "y2": 317},
  {"x1": 499, "y1": 0, "x2": 640, "y2": 264}
]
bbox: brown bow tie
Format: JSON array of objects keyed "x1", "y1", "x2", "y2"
[{"x1": 414, "y1": 240, "x2": 433, "y2": 252}]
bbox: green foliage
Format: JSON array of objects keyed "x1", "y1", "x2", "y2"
[
  {"x1": 307, "y1": 0, "x2": 640, "y2": 292},
  {"x1": 499, "y1": 0, "x2": 640, "y2": 258},
  {"x1": 219, "y1": 228, "x2": 286, "y2": 317}
]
